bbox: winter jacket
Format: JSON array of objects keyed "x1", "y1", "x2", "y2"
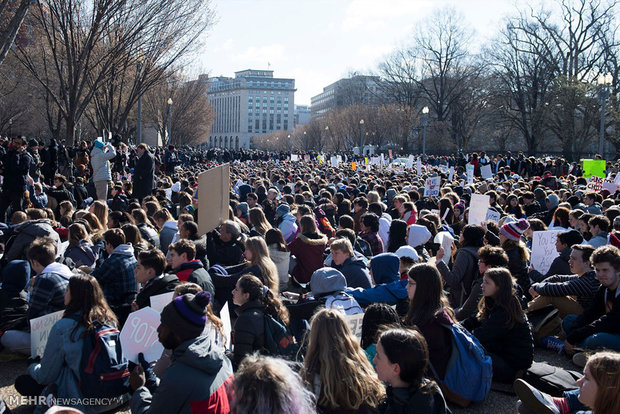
[
  {"x1": 359, "y1": 231, "x2": 384, "y2": 257},
  {"x1": 2, "y1": 219, "x2": 61, "y2": 264},
  {"x1": 531, "y1": 270, "x2": 600, "y2": 310},
  {"x1": 28, "y1": 262, "x2": 73, "y2": 320},
  {"x1": 348, "y1": 253, "x2": 407, "y2": 305},
  {"x1": 171, "y1": 260, "x2": 215, "y2": 297},
  {"x1": 463, "y1": 299, "x2": 534, "y2": 372},
  {"x1": 504, "y1": 244, "x2": 530, "y2": 294},
  {"x1": 378, "y1": 213, "x2": 392, "y2": 253},
  {"x1": 332, "y1": 256, "x2": 372, "y2": 289},
  {"x1": 414, "y1": 309, "x2": 453, "y2": 380},
  {"x1": 1, "y1": 148, "x2": 32, "y2": 192},
  {"x1": 278, "y1": 213, "x2": 298, "y2": 244},
  {"x1": 132, "y1": 150, "x2": 155, "y2": 200},
  {"x1": 63, "y1": 240, "x2": 97, "y2": 268},
  {"x1": 91, "y1": 244, "x2": 137, "y2": 307},
  {"x1": 528, "y1": 247, "x2": 572, "y2": 283},
  {"x1": 90, "y1": 143, "x2": 116, "y2": 182},
  {"x1": 206, "y1": 231, "x2": 245, "y2": 267},
  {"x1": 379, "y1": 385, "x2": 451, "y2": 414},
  {"x1": 137, "y1": 223, "x2": 161, "y2": 250},
  {"x1": 232, "y1": 300, "x2": 265, "y2": 369},
  {"x1": 567, "y1": 285, "x2": 620, "y2": 345},
  {"x1": 436, "y1": 246, "x2": 479, "y2": 308},
  {"x1": 288, "y1": 233, "x2": 328, "y2": 284},
  {"x1": 159, "y1": 221, "x2": 178, "y2": 254},
  {"x1": 0, "y1": 290, "x2": 28, "y2": 332},
  {"x1": 586, "y1": 232, "x2": 608, "y2": 249},
  {"x1": 131, "y1": 334, "x2": 233, "y2": 414},
  {"x1": 268, "y1": 246, "x2": 290, "y2": 289},
  {"x1": 135, "y1": 274, "x2": 181, "y2": 309}
]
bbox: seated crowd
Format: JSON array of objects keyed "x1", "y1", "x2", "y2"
[{"x1": 1, "y1": 141, "x2": 620, "y2": 414}]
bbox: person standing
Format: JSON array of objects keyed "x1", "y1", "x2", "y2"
[
  {"x1": 132, "y1": 143, "x2": 154, "y2": 201},
  {"x1": 0, "y1": 136, "x2": 33, "y2": 223},
  {"x1": 90, "y1": 138, "x2": 116, "y2": 200}
]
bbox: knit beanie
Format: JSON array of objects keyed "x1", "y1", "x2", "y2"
[
  {"x1": 454, "y1": 201, "x2": 466, "y2": 213},
  {"x1": 237, "y1": 202, "x2": 249, "y2": 216},
  {"x1": 93, "y1": 138, "x2": 105, "y2": 149},
  {"x1": 500, "y1": 218, "x2": 530, "y2": 241},
  {"x1": 1, "y1": 260, "x2": 30, "y2": 292},
  {"x1": 160, "y1": 291, "x2": 211, "y2": 341},
  {"x1": 276, "y1": 203, "x2": 290, "y2": 217}
]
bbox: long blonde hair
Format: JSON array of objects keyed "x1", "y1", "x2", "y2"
[
  {"x1": 248, "y1": 207, "x2": 272, "y2": 236},
  {"x1": 302, "y1": 309, "x2": 385, "y2": 411},
  {"x1": 245, "y1": 236, "x2": 279, "y2": 293},
  {"x1": 90, "y1": 200, "x2": 109, "y2": 230}
]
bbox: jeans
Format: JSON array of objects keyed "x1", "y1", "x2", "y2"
[
  {"x1": 563, "y1": 314, "x2": 620, "y2": 351},
  {"x1": 0, "y1": 330, "x2": 31, "y2": 355}
]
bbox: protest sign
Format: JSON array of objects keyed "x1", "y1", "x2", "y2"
[
  {"x1": 30, "y1": 310, "x2": 64, "y2": 358},
  {"x1": 220, "y1": 302, "x2": 232, "y2": 350},
  {"x1": 485, "y1": 209, "x2": 501, "y2": 222},
  {"x1": 304, "y1": 154, "x2": 310, "y2": 162},
  {"x1": 466, "y1": 164, "x2": 474, "y2": 185},
  {"x1": 602, "y1": 180, "x2": 619, "y2": 194},
  {"x1": 424, "y1": 176, "x2": 441, "y2": 197},
  {"x1": 468, "y1": 194, "x2": 490, "y2": 225},
  {"x1": 197, "y1": 164, "x2": 230, "y2": 235},
  {"x1": 587, "y1": 176, "x2": 603, "y2": 192},
  {"x1": 351, "y1": 162, "x2": 357, "y2": 170},
  {"x1": 481, "y1": 164, "x2": 492, "y2": 180},
  {"x1": 531, "y1": 231, "x2": 561, "y2": 275},
  {"x1": 434, "y1": 232, "x2": 454, "y2": 265},
  {"x1": 582, "y1": 160, "x2": 606, "y2": 178},
  {"x1": 388, "y1": 149, "x2": 393, "y2": 159},
  {"x1": 405, "y1": 155, "x2": 414, "y2": 169},
  {"x1": 449, "y1": 166, "x2": 454, "y2": 182},
  {"x1": 614, "y1": 172, "x2": 620, "y2": 186},
  {"x1": 416, "y1": 158, "x2": 422, "y2": 176},
  {"x1": 331, "y1": 156, "x2": 338, "y2": 167},
  {"x1": 120, "y1": 307, "x2": 164, "y2": 363},
  {"x1": 290, "y1": 154, "x2": 299, "y2": 162},
  {"x1": 149, "y1": 292, "x2": 174, "y2": 313},
  {"x1": 344, "y1": 313, "x2": 364, "y2": 343}
]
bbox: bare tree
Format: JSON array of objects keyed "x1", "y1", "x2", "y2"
[{"x1": 0, "y1": 0, "x2": 33, "y2": 66}]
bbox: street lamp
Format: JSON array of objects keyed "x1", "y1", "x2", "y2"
[
  {"x1": 422, "y1": 106, "x2": 429, "y2": 155},
  {"x1": 359, "y1": 118, "x2": 365, "y2": 147},
  {"x1": 597, "y1": 73, "x2": 613, "y2": 157},
  {"x1": 136, "y1": 53, "x2": 144, "y2": 144},
  {"x1": 167, "y1": 98, "x2": 173, "y2": 146}
]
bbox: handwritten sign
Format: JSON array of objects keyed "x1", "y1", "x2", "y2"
[
  {"x1": 220, "y1": 301, "x2": 232, "y2": 350},
  {"x1": 468, "y1": 194, "x2": 490, "y2": 225},
  {"x1": 466, "y1": 164, "x2": 474, "y2": 185},
  {"x1": 120, "y1": 307, "x2": 164, "y2": 363},
  {"x1": 434, "y1": 232, "x2": 455, "y2": 265},
  {"x1": 449, "y1": 166, "x2": 454, "y2": 182},
  {"x1": 331, "y1": 156, "x2": 338, "y2": 167},
  {"x1": 290, "y1": 154, "x2": 299, "y2": 162},
  {"x1": 602, "y1": 180, "x2": 619, "y2": 194},
  {"x1": 416, "y1": 158, "x2": 422, "y2": 176},
  {"x1": 424, "y1": 176, "x2": 441, "y2": 197},
  {"x1": 30, "y1": 310, "x2": 64, "y2": 358},
  {"x1": 481, "y1": 164, "x2": 492, "y2": 180},
  {"x1": 582, "y1": 160, "x2": 606, "y2": 178},
  {"x1": 149, "y1": 292, "x2": 174, "y2": 313},
  {"x1": 587, "y1": 176, "x2": 603, "y2": 192},
  {"x1": 531, "y1": 231, "x2": 561, "y2": 275},
  {"x1": 344, "y1": 313, "x2": 364, "y2": 343},
  {"x1": 485, "y1": 209, "x2": 501, "y2": 222}
]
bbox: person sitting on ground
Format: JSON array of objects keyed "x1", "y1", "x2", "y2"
[
  {"x1": 153, "y1": 208, "x2": 177, "y2": 255},
  {"x1": 1, "y1": 212, "x2": 61, "y2": 265},
  {"x1": 15, "y1": 273, "x2": 128, "y2": 414},
  {"x1": 528, "y1": 244, "x2": 600, "y2": 318},
  {"x1": 585, "y1": 216, "x2": 610, "y2": 249},
  {"x1": 91, "y1": 228, "x2": 137, "y2": 327},
  {"x1": 499, "y1": 218, "x2": 531, "y2": 296},
  {"x1": 231, "y1": 354, "x2": 316, "y2": 414},
  {"x1": 374, "y1": 328, "x2": 451, "y2": 414},
  {"x1": 63, "y1": 222, "x2": 97, "y2": 269},
  {"x1": 133, "y1": 249, "x2": 180, "y2": 310},
  {"x1": 328, "y1": 238, "x2": 372, "y2": 289},
  {"x1": 167, "y1": 239, "x2": 214, "y2": 296},
  {"x1": 129, "y1": 290, "x2": 234, "y2": 413},
  {"x1": 275, "y1": 203, "x2": 298, "y2": 244},
  {"x1": 131, "y1": 208, "x2": 161, "y2": 250},
  {"x1": 265, "y1": 228, "x2": 291, "y2": 291},
  {"x1": 358, "y1": 212, "x2": 384, "y2": 256},
  {"x1": 0, "y1": 260, "x2": 30, "y2": 341},
  {"x1": 395, "y1": 245, "x2": 420, "y2": 279},
  {"x1": 360, "y1": 303, "x2": 402, "y2": 367},
  {"x1": 529, "y1": 229, "x2": 583, "y2": 283},
  {"x1": 206, "y1": 220, "x2": 245, "y2": 267},
  {"x1": 463, "y1": 268, "x2": 534, "y2": 383},
  {"x1": 178, "y1": 220, "x2": 209, "y2": 266},
  {"x1": 287, "y1": 215, "x2": 328, "y2": 285}
]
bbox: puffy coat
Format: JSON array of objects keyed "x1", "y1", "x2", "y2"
[
  {"x1": 348, "y1": 253, "x2": 407, "y2": 305},
  {"x1": 171, "y1": 260, "x2": 214, "y2": 297},
  {"x1": 332, "y1": 256, "x2": 373, "y2": 289},
  {"x1": 278, "y1": 213, "x2": 298, "y2": 244},
  {"x1": 137, "y1": 223, "x2": 161, "y2": 250},
  {"x1": 135, "y1": 274, "x2": 181, "y2": 309},
  {"x1": 90, "y1": 143, "x2": 116, "y2": 182},
  {"x1": 288, "y1": 233, "x2": 328, "y2": 284},
  {"x1": 2, "y1": 219, "x2": 61, "y2": 264},
  {"x1": 268, "y1": 246, "x2": 291, "y2": 290},
  {"x1": 63, "y1": 240, "x2": 97, "y2": 268},
  {"x1": 232, "y1": 300, "x2": 265, "y2": 369}
]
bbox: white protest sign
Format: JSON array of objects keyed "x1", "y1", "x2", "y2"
[
  {"x1": 434, "y1": 232, "x2": 455, "y2": 265},
  {"x1": 468, "y1": 194, "x2": 490, "y2": 225},
  {"x1": 337, "y1": 155, "x2": 342, "y2": 164},
  {"x1": 220, "y1": 301, "x2": 232, "y2": 350},
  {"x1": 406, "y1": 155, "x2": 414, "y2": 170},
  {"x1": 485, "y1": 209, "x2": 501, "y2": 222},
  {"x1": 416, "y1": 158, "x2": 422, "y2": 176},
  {"x1": 424, "y1": 176, "x2": 441, "y2": 197},
  {"x1": 466, "y1": 164, "x2": 474, "y2": 185},
  {"x1": 344, "y1": 313, "x2": 364, "y2": 343},
  {"x1": 149, "y1": 292, "x2": 174, "y2": 313},
  {"x1": 448, "y1": 166, "x2": 454, "y2": 182},
  {"x1": 120, "y1": 307, "x2": 164, "y2": 363},
  {"x1": 331, "y1": 156, "x2": 338, "y2": 167},
  {"x1": 290, "y1": 154, "x2": 299, "y2": 162},
  {"x1": 30, "y1": 310, "x2": 64, "y2": 358},
  {"x1": 602, "y1": 180, "x2": 618, "y2": 194},
  {"x1": 481, "y1": 164, "x2": 492, "y2": 180},
  {"x1": 531, "y1": 231, "x2": 561, "y2": 275},
  {"x1": 614, "y1": 173, "x2": 620, "y2": 186}
]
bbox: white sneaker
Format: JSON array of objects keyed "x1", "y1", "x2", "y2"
[{"x1": 513, "y1": 379, "x2": 560, "y2": 414}]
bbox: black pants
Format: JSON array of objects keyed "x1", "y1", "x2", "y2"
[
  {"x1": 15, "y1": 374, "x2": 45, "y2": 398},
  {"x1": 0, "y1": 190, "x2": 24, "y2": 223}
]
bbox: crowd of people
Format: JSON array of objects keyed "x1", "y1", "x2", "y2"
[{"x1": 1, "y1": 135, "x2": 620, "y2": 413}]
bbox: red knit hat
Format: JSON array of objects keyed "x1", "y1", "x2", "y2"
[{"x1": 500, "y1": 218, "x2": 530, "y2": 241}]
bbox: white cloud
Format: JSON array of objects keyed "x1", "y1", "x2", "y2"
[
  {"x1": 233, "y1": 44, "x2": 287, "y2": 64},
  {"x1": 212, "y1": 38, "x2": 234, "y2": 53},
  {"x1": 342, "y1": 0, "x2": 431, "y2": 32}
]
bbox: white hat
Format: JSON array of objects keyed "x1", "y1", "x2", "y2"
[{"x1": 395, "y1": 245, "x2": 419, "y2": 261}]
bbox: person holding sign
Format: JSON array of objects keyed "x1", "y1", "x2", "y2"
[
  {"x1": 130, "y1": 291, "x2": 233, "y2": 413},
  {"x1": 133, "y1": 250, "x2": 180, "y2": 310},
  {"x1": 15, "y1": 273, "x2": 126, "y2": 414}
]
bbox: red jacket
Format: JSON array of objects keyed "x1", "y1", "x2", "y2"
[{"x1": 287, "y1": 233, "x2": 328, "y2": 284}]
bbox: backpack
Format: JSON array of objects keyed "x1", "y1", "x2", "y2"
[
  {"x1": 520, "y1": 362, "x2": 580, "y2": 397},
  {"x1": 325, "y1": 292, "x2": 363, "y2": 315},
  {"x1": 263, "y1": 314, "x2": 299, "y2": 359},
  {"x1": 72, "y1": 317, "x2": 130, "y2": 398},
  {"x1": 430, "y1": 323, "x2": 493, "y2": 407}
]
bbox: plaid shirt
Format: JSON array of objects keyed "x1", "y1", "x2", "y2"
[
  {"x1": 92, "y1": 251, "x2": 137, "y2": 307},
  {"x1": 359, "y1": 231, "x2": 384, "y2": 257},
  {"x1": 28, "y1": 272, "x2": 70, "y2": 320}
]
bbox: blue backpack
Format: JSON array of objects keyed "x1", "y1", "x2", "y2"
[
  {"x1": 73, "y1": 317, "x2": 130, "y2": 398},
  {"x1": 431, "y1": 323, "x2": 493, "y2": 407}
]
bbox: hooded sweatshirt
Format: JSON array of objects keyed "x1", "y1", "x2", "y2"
[
  {"x1": 278, "y1": 213, "x2": 298, "y2": 244},
  {"x1": 333, "y1": 256, "x2": 372, "y2": 289},
  {"x1": 348, "y1": 253, "x2": 408, "y2": 305}
]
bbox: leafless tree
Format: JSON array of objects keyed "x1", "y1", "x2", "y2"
[{"x1": 0, "y1": 0, "x2": 33, "y2": 66}]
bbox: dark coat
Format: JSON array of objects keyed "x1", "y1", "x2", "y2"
[
  {"x1": 0, "y1": 289, "x2": 28, "y2": 332},
  {"x1": 206, "y1": 231, "x2": 244, "y2": 267},
  {"x1": 232, "y1": 300, "x2": 265, "y2": 369},
  {"x1": 171, "y1": 260, "x2": 215, "y2": 297},
  {"x1": 137, "y1": 223, "x2": 160, "y2": 250},
  {"x1": 567, "y1": 286, "x2": 620, "y2": 345},
  {"x1": 135, "y1": 274, "x2": 180, "y2": 309},
  {"x1": 132, "y1": 150, "x2": 154, "y2": 200},
  {"x1": 1, "y1": 148, "x2": 32, "y2": 192},
  {"x1": 333, "y1": 256, "x2": 372, "y2": 289},
  {"x1": 379, "y1": 385, "x2": 451, "y2": 414},
  {"x1": 288, "y1": 233, "x2": 328, "y2": 284},
  {"x1": 528, "y1": 247, "x2": 572, "y2": 283}
]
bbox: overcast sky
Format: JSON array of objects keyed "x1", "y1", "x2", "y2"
[{"x1": 195, "y1": 0, "x2": 528, "y2": 106}]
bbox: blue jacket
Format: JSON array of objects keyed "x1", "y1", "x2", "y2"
[
  {"x1": 333, "y1": 256, "x2": 372, "y2": 289},
  {"x1": 92, "y1": 244, "x2": 137, "y2": 307},
  {"x1": 347, "y1": 253, "x2": 407, "y2": 304}
]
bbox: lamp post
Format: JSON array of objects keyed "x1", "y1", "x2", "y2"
[
  {"x1": 597, "y1": 73, "x2": 613, "y2": 157},
  {"x1": 136, "y1": 54, "x2": 144, "y2": 144},
  {"x1": 422, "y1": 106, "x2": 429, "y2": 155},
  {"x1": 167, "y1": 98, "x2": 173, "y2": 146},
  {"x1": 359, "y1": 118, "x2": 365, "y2": 147}
]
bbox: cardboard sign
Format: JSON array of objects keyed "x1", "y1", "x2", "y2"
[
  {"x1": 290, "y1": 154, "x2": 299, "y2": 162},
  {"x1": 220, "y1": 301, "x2": 232, "y2": 350},
  {"x1": 434, "y1": 232, "x2": 454, "y2": 265},
  {"x1": 466, "y1": 164, "x2": 474, "y2": 185},
  {"x1": 120, "y1": 307, "x2": 165, "y2": 363},
  {"x1": 531, "y1": 231, "x2": 561, "y2": 275},
  {"x1": 481, "y1": 164, "x2": 492, "y2": 180},
  {"x1": 468, "y1": 194, "x2": 490, "y2": 225},
  {"x1": 149, "y1": 292, "x2": 174, "y2": 313},
  {"x1": 344, "y1": 313, "x2": 364, "y2": 343},
  {"x1": 424, "y1": 176, "x2": 441, "y2": 197},
  {"x1": 485, "y1": 209, "x2": 501, "y2": 222},
  {"x1": 388, "y1": 149, "x2": 393, "y2": 159},
  {"x1": 30, "y1": 310, "x2": 64, "y2": 358},
  {"x1": 582, "y1": 160, "x2": 606, "y2": 178},
  {"x1": 197, "y1": 164, "x2": 230, "y2": 235}
]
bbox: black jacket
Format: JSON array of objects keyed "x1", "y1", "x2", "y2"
[
  {"x1": 1, "y1": 149, "x2": 32, "y2": 192},
  {"x1": 135, "y1": 274, "x2": 180, "y2": 309},
  {"x1": 171, "y1": 260, "x2": 215, "y2": 297},
  {"x1": 132, "y1": 151, "x2": 155, "y2": 200},
  {"x1": 567, "y1": 286, "x2": 620, "y2": 345},
  {"x1": 0, "y1": 289, "x2": 28, "y2": 332},
  {"x1": 137, "y1": 223, "x2": 160, "y2": 250},
  {"x1": 232, "y1": 300, "x2": 265, "y2": 369},
  {"x1": 379, "y1": 385, "x2": 451, "y2": 414},
  {"x1": 206, "y1": 231, "x2": 244, "y2": 267}
]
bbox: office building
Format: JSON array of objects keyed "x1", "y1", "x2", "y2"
[
  {"x1": 310, "y1": 75, "x2": 383, "y2": 118},
  {"x1": 294, "y1": 105, "x2": 311, "y2": 126}
]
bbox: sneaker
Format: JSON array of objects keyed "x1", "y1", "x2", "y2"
[
  {"x1": 540, "y1": 336, "x2": 564, "y2": 354},
  {"x1": 572, "y1": 352, "x2": 588, "y2": 368},
  {"x1": 513, "y1": 379, "x2": 560, "y2": 414}
]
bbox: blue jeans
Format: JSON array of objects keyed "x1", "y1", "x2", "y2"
[
  {"x1": 564, "y1": 389, "x2": 590, "y2": 413},
  {"x1": 563, "y1": 314, "x2": 620, "y2": 351}
]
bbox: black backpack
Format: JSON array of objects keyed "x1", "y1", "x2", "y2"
[{"x1": 520, "y1": 362, "x2": 581, "y2": 397}]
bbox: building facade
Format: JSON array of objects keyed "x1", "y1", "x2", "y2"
[
  {"x1": 207, "y1": 69, "x2": 296, "y2": 149},
  {"x1": 310, "y1": 75, "x2": 383, "y2": 119},
  {"x1": 294, "y1": 104, "x2": 311, "y2": 126}
]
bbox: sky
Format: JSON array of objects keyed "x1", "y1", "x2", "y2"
[{"x1": 194, "y1": 0, "x2": 525, "y2": 106}]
